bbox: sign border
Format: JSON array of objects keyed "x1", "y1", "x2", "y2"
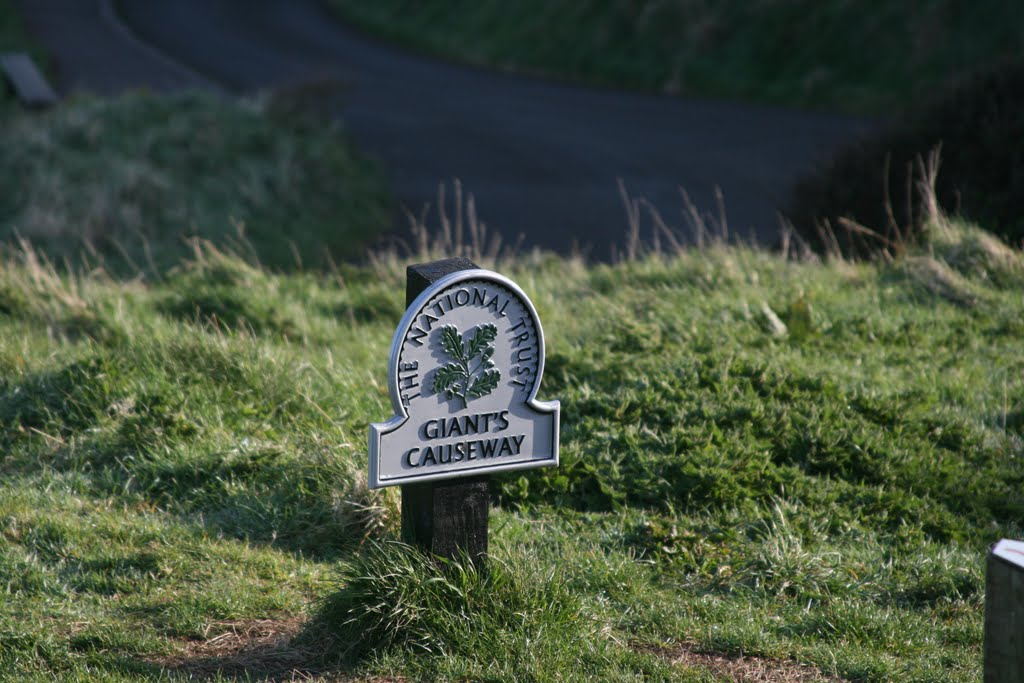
[
  {"x1": 368, "y1": 269, "x2": 560, "y2": 488},
  {"x1": 993, "y1": 538, "x2": 1024, "y2": 570}
]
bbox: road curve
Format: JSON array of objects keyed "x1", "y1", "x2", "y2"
[
  {"x1": 21, "y1": 0, "x2": 873, "y2": 257},
  {"x1": 12, "y1": 0, "x2": 216, "y2": 95}
]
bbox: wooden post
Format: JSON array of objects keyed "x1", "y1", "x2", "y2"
[
  {"x1": 400, "y1": 257, "x2": 489, "y2": 563},
  {"x1": 984, "y1": 539, "x2": 1024, "y2": 682}
]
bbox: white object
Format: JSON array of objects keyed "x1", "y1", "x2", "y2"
[{"x1": 992, "y1": 538, "x2": 1024, "y2": 569}]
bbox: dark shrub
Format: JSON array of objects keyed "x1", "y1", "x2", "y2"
[{"x1": 787, "y1": 60, "x2": 1024, "y2": 256}]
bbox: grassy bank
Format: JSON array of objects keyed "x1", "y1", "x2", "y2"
[
  {"x1": 0, "y1": 207, "x2": 1021, "y2": 679},
  {"x1": 328, "y1": 0, "x2": 1024, "y2": 114},
  {"x1": 0, "y1": 90, "x2": 391, "y2": 274}
]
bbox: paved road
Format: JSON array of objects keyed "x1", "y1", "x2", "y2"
[
  {"x1": 16, "y1": 0, "x2": 872, "y2": 257},
  {"x1": 12, "y1": 0, "x2": 215, "y2": 95}
]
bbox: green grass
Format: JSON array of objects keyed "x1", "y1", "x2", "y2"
[
  {"x1": 0, "y1": 90, "x2": 392, "y2": 274},
  {"x1": 327, "y1": 0, "x2": 1024, "y2": 114},
  {"x1": 0, "y1": 207, "x2": 1020, "y2": 679},
  {"x1": 0, "y1": 45, "x2": 1020, "y2": 679}
]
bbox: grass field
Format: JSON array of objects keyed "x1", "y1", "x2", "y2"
[
  {"x1": 327, "y1": 0, "x2": 1024, "y2": 114},
  {"x1": 2, "y1": 6, "x2": 1023, "y2": 679},
  {"x1": 0, "y1": 199, "x2": 1020, "y2": 679}
]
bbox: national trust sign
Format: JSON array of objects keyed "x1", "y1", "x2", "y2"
[{"x1": 369, "y1": 269, "x2": 560, "y2": 488}]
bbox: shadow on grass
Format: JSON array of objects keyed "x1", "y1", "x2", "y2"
[{"x1": 147, "y1": 618, "x2": 351, "y2": 682}]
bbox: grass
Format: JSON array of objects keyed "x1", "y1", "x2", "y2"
[
  {"x1": 0, "y1": 23, "x2": 1020, "y2": 678},
  {"x1": 0, "y1": 203, "x2": 1019, "y2": 679},
  {"x1": 327, "y1": 0, "x2": 1024, "y2": 114},
  {"x1": 0, "y1": 89, "x2": 392, "y2": 275}
]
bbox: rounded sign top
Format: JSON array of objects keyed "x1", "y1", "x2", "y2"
[
  {"x1": 389, "y1": 271, "x2": 545, "y2": 417},
  {"x1": 370, "y1": 269, "x2": 559, "y2": 489}
]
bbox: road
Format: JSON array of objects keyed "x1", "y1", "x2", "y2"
[{"x1": 15, "y1": 0, "x2": 872, "y2": 258}]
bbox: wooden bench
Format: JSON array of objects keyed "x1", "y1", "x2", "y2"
[{"x1": 0, "y1": 53, "x2": 58, "y2": 107}]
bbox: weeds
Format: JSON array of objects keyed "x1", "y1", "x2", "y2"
[{"x1": 373, "y1": 179, "x2": 521, "y2": 269}]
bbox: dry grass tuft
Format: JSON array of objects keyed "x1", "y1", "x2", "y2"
[
  {"x1": 899, "y1": 256, "x2": 981, "y2": 307},
  {"x1": 402, "y1": 179, "x2": 516, "y2": 265},
  {"x1": 928, "y1": 216, "x2": 1023, "y2": 287},
  {"x1": 616, "y1": 178, "x2": 731, "y2": 261}
]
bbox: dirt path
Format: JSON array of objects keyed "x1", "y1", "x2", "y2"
[{"x1": 16, "y1": 0, "x2": 873, "y2": 257}]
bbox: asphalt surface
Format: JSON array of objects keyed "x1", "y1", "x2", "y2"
[
  {"x1": 16, "y1": 0, "x2": 873, "y2": 258},
  {"x1": 12, "y1": 0, "x2": 215, "y2": 95}
]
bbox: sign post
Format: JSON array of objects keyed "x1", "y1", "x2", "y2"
[
  {"x1": 985, "y1": 538, "x2": 1024, "y2": 682},
  {"x1": 369, "y1": 258, "x2": 560, "y2": 563}
]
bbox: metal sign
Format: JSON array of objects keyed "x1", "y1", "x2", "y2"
[
  {"x1": 993, "y1": 539, "x2": 1024, "y2": 569},
  {"x1": 369, "y1": 269, "x2": 559, "y2": 489}
]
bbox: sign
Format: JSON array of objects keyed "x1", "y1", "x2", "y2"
[
  {"x1": 369, "y1": 269, "x2": 559, "y2": 489},
  {"x1": 993, "y1": 538, "x2": 1024, "y2": 569},
  {"x1": 986, "y1": 538, "x2": 1024, "y2": 680}
]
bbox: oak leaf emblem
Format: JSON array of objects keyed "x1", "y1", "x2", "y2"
[{"x1": 431, "y1": 323, "x2": 500, "y2": 408}]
